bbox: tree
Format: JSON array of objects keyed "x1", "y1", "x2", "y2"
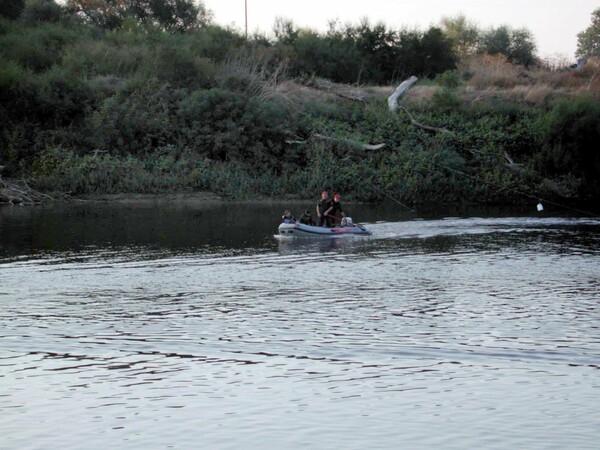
[
  {"x1": 576, "y1": 8, "x2": 600, "y2": 58},
  {"x1": 66, "y1": 0, "x2": 212, "y2": 32},
  {"x1": 21, "y1": 0, "x2": 63, "y2": 24},
  {"x1": 440, "y1": 14, "x2": 480, "y2": 58},
  {"x1": 0, "y1": 0, "x2": 25, "y2": 19},
  {"x1": 130, "y1": 0, "x2": 211, "y2": 32},
  {"x1": 478, "y1": 25, "x2": 537, "y2": 67},
  {"x1": 509, "y1": 28, "x2": 537, "y2": 67},
  {"x1": 419, "y1": 26, "x2": 458, "y2": 77},
  {"x1": 65, "y1": 0, "x2": 128, "y2": 30},
  {"x1": 536, "y1": 96, "x2": 600, "y2": 202},
  {"x1": 273, "y1": 17, "x2": 299, "y2": 45},
  {"x1": 349, "y1": 19, "x2": 399, "y2": 84}
]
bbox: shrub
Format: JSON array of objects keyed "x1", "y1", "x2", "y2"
[
  {"x1": 0, "y1": 0, "x2": 25, "y2": 20},
  {"x1": 89, "y1": 85, "x2": 185, "y2": 155},
  {"x1": 0, "y1": 23, "x2": 78, "y2": 72},
  {"x1": 155, "y1": 44, "x2": 216, "y2": 88},
  {"x1": 21, "y1": 0, "x2": 62, "y2": 24},
  {"x1": 62, "y1": 38, "x2": 154, "y2": 80},
  {"x1": 535, "y1": 95, "x2": 600, "y2": 201},
  {"x1": 33, "y1": 64, "x2": 95, "y2": 126}
]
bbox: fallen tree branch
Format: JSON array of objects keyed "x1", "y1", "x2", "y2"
[
  {"x1": 388, "y1": 76, "x2": 418, "y2": 111},
  {"x1": 502, "y1": 150, "x2": 525, "y2": 171},
  {"x1": 303, "y1": 77, "x2": 366, "y2": 102},
  {"x1": 470, "y1": 87, "x2": 494, "y2": 104},
  {"x1": 397, "y1": 106, "x2": 455, "y2": 136},
  {"x1": 0, "y1": 177, "x2": 53, "y2": 205},
  {"x1": 285, "y1": 133, "x2": 385, "y2": 151},
  {"x1": 313, "y1": 134, "x2": 385, "y2": 150},
  {"x1": 388, "y1": 76, "x2": 455, "y2": 136}
]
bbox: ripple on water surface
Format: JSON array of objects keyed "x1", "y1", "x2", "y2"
[{"x1": 1, "y1": 214, "x2": 599, "y2": 449}]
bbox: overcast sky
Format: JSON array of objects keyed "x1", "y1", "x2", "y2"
[{"x1": 203, "y1": 0, "x2": 598, "y2": 60}]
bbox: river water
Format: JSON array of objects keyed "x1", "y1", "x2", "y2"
[{"x1": 1, "y1": 201, "x2": 599, "y2": 449}]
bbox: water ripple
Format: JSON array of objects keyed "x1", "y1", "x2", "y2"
[{"x1": 1, "y1": 215, "x2": 599, "y2": 449}]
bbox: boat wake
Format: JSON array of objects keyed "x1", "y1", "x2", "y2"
[{"x1": 365, "y1": 216, "x2": 600, "y2": 241}]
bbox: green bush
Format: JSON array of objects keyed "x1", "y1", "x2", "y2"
[
  {"x1": 62, "y1": 39, "x2": 154, "y2": 79},
  {"x1": 21, "y1": 0, "x2": 62, "y2": 24},
  {"x1": 535, "y1": 96, "x2": 600, "y2": 201},
  {"x1": 90, "y1": 85, "x2": 184, "y2": 155},
  {"x1": 155, "y1": 44, "x2": 216, "y2": 88},
  {"x1": 0, "y1": 0, "x2": 25, "y2": 20},
  {"x1": 33, "y1": 64, "x2": 95, "y2": 126},
  {"x1": 0, "y1": 23, "x2": 78, "y2": 72}
]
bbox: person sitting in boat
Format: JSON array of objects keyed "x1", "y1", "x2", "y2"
[
  {"x1": 316, "y1": 191, "x2": 332, "y2": 227},
  {"x1": 324, "y1": 193, "x2": 346, "y2": 227},
  {"x1": 299, "y1": 209, "x2": 315, "y2": 226},
  {"x1": 281, "y1": 210, "x2": 296, "y2": 224},
  {"x1": 340, "y1": 216, "x2": 353, "y2": 227}
]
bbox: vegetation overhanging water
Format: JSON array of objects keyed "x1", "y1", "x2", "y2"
[{"x1": 1, "y1": 1, "x2": 599, "y2": 210}]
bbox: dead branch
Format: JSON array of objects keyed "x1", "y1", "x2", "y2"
[
  {"x1": 285, "y1": 133, "x2": 385, "y2": 151},
  {"x1": 0, "y1": 177, "x2": 53, "y2": 205},
  {"x1": 389, "y1": 76, "x2": 455, "y2": 136},
  {"x1": 397, "y1": 105, "x2": 455, "y2": 136},
  {"x1": 303, "y1": 77, "x2": 366, "y2": 102},
  {"x1": 470, "y1": 88, "x2": 494, "y2": 104},
  {"x1": 387, "y1": 76, "x2": 418, "y2": 111}
]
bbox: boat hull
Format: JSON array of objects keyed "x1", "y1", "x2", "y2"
[{"x1": 278, "y1": 222, "x2": 371, "y2": 237}]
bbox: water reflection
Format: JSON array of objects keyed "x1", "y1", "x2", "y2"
[{"x1": 1, "y1": 203, "x2": 600, "y2": 449}]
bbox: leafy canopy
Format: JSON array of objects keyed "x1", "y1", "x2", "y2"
[
  {"x1": 66, "y1": 0, "x2": 212, "y2": 32},
  {"x1": 577, "y1": 7, "x2": 600, "y2": 58}
]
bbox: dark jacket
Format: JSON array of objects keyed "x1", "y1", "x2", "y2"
[
  {"x1": 316, "y1": 198, "x2": 332, "y2": 216},
  {"x1": 327, "y1": 201, "x2": 344, "y2": 218},
  {"x1": 299, "y1": 212, "x2": 314, "y2": 225}
]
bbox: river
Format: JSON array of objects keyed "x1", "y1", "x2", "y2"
[{"x1": 1, "y1": 201, "x2": 599, "y2": 449}]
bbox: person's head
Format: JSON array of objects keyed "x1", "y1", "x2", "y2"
[
  {"x1": 283, "y1": 210, "x2": 291, "y2": 217},
  {"x1": 334, "y1": 193, "x2": 341, "y2": 202},
  {"x1": 321, "y1": 191, "x2": 328, "y2": 199}
]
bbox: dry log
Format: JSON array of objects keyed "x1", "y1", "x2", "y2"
[
  {"x1": 397, "y1": 105, "x2": 455, "y2": 136},
  {"x1": 387, "y1": 76, "x2": 418, "y2": 111},
  {"x1": 304, "y1": 77, "x2": 366, "y2": 102},
  {"x1": 502, "y1": 150, "x2": 525, "y2": 172},
  {"x1": 313, "y1": 134, "x2": 385, "y2": 151},
  {"x1": 0, "y1": 177, "x2": 53, "y2": 205},
  {"x1": 285, "y1": 133, "x2": 385, "y2": 152},
  {"x1": 388, "y1": 76, "x2": 455, "y2": 136}
]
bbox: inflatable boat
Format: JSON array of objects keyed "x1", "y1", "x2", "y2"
[{"x1": 278, "y1": 221, "x2": 371, "y2": 237}]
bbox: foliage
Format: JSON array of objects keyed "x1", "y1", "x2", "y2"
[
  {"x1": 0, "y1": 0, "x2": 25, "y2": 19},
  {"x1": 478, "y1": 25, "x2": 537, "y2": 67},
  {"x1": 440, "y1": 14, "x2": 479, "y2": 58},
  {"x1": 0, "y1": 14, "x2": 598, "y2": 208},
  {"x1": 21, "y1": 0, "x2": 63, "y2": 24},
  {"x1": 535, "y1": 96, "x2": 600, "y2": 201},
  {"x1": 65, "y1": 0, "x2": 212, "y2": 32},
  {"x1": 154, "y1": 43, "x2": 216, "y2": 88},
  {"x1": 576, "y1": 8, "x2": 600, "y2": 58},
  {"x1": 276, "y1": 19, "x2": 458, "y2": 84}
]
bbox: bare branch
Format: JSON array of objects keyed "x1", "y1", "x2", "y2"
[
  {"x1": 387, "y1": 76, "x2": 418, "y2": 111},
  {"x1": 397, "y1": 106, "x2": 455, "y2": 136},
  {"x1": 304, "y1": 77, "x2": 366, "y2": 102}
]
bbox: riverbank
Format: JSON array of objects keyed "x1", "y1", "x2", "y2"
[{"x1": 2, "y1": 14, "x2": 599, "y2": 208}]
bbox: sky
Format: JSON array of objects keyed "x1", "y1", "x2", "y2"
[{"x1": 203, "y1": 0, "x2": 598, "y2": 60}]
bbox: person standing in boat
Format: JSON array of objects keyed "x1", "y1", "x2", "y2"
[
  {"x1": 324, "y1": 193, "x2": 346, "y2": 226},
  {"x1": 316, "y1": 191, "x2": 332, "y2": 227}
]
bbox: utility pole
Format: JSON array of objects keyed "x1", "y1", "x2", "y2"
[{"x1": 245, "y1": 0, "x2": 248, "y2": 39}]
